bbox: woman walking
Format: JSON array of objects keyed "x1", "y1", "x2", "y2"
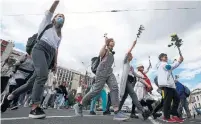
[
  {"x1": 73, "y1": 36, "x2": 129, "y2": 121},
  {"x1": 1, "y1": 0, "x2": 64, "y2": 119}
]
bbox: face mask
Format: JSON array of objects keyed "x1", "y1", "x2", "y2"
[{"x1": 55, "y1": 17, "x2": 64, "y2": 25}]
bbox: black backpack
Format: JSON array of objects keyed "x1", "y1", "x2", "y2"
[
  {"x1": 91, "y1": 56, "x2": 101, "y2": 74},
  {"x1": 26, "y1": 24, "x2": 53, "y2": 55},
  {"x1": 127, "y1": 75, "x2": 137, "y2": 84},
  {"x1": 91, "y1": 52, "x2": 107, "y2": 74},
  {"x1": 154, "y1": 76, "x2": 159, "y2": 87}
]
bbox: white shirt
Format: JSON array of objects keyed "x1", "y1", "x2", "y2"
[
  {"x1": 77, "y1": 86, "x2": 82, "y2": 94},
  {"x1": 45, "y1": 72, "x2": 57, "y2": 94},
  {"x1": 157, "y1": 61, "x2": 180, "y2": 89},
  {"x1": 134, "y1": 71, "x2": 146, "y2": 101},
  {"x1": 38, "y1": 11, "x2": 61, "y2": 49}
]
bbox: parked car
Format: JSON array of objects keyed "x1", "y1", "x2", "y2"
[{"x1": 121, "y1": 105, "x2": 131, "y2": 113}]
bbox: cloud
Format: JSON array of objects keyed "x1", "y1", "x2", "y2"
[
  {"x1": 179, "y1": 69, "x2": 201, "y2": 80},
  {"x1": 193, "y1": 83, "x2": 201, "y2": 90},
  {"x1": 1, "y1": 0, "x2": 201, "y2": 78}
]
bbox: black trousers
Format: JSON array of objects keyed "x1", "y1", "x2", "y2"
[
  {"x1": 153, "y1": 98, "x2": 163, "y2": 114},
  {"x1": 1, "y1": 76, "x2": 10, "y2": 93},
  {"x1": 131, "y1": 99, "x2": 155, "y2": 114},
  {"x1": 9, "y1": 79, "x2": 26, "y2": 105},
  {"x1": 119, "y1": 82, "x2": 143, "y2": 113},
  {"x1": 162, "y1": 87, "x2": 180, "y2": 119},
  {"x1": 106, "y1": 93, "x2": 111, "y2": 112}
]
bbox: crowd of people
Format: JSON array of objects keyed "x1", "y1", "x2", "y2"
[{"x1": 1, "y1": 0, "x2": 199, "y2": 123}]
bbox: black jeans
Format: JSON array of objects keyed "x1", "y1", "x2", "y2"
[
  {"x1": 106, "y1": 93, "x2": 111, "y2": 112},
  {"x1": 1, "y1": 76, "x2": 10, "y2": 93},
  {"x1": 119, "y1": 81, "x2": 143, "y2": 113},
  {"x1": 9, "y1": 79, "x2": 26, "y2": 106},
  {"x1": 152, "y1": 98, "x2": 163, "y2": 114},
  {"x1": 131, "y1": 99, "x2": 155, "y2": 114},
  {"x1": 162, "y1": 87, "x2": 180, "y2": 119}
]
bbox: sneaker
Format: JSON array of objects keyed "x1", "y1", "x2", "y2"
[
  {"x1": 153, "y1": 113, "x2": 162, "y2": 119},
  {"x1": 73, "y1": 103, "x2": 83, "y2": 116},
  {"x1": 54, "y1": 104, "x2": 57, "y2": 109},
  {"x1": 142, "y1": 110, "x2": 150, "y2": 120},
  {"x1": 90, "y1": 111, "x2": 96, "y2": 115},
  {"x1": 113, "y1": 111, "x2": 129, "y2": 121},
  {"x1": 103, "y1": 111, "x2": 111, "y2": 115},
  {"x1": 24, "y1": 102, "x2": 29, "y2": 107},
  {"x1": 29, "y1": 107, "x2": 46, "y2": 119},
  {"x1": 166, "y1": 118, "x2": 177, "y2": 123},
  {"x1": 1, "y1": 95, "x2": 11, "y2": 113},
  {"x1": 162, "y1": 117, "x2": 167, "y2": 122},
  {"x1": 10, "y1": 105, "x2": 19, "y2": 110},
  {"x1": 130, "y1": 113, "x2": 139, "y2": 119},
  {"x1": 172, "y1": 116, "x2": 184, "y2": 123}
]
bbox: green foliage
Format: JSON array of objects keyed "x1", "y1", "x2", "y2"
[{"x1": 168, "y1": 34, "x2": 183, "y2": 48}]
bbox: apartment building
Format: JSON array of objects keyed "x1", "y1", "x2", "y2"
[
  {"x1": 189, "y1": 88, "x2": 201, "y2": 114},
  {"x1": 1, "y1": 39, "x2": 15, "y2": 66},
  {"x1": 56, "y1": 66, "x2": 93, "y2": 91}
]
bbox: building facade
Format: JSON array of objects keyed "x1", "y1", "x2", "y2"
[
  {"x1": 56, "y1": 66, "x2": 93, "y2": 91},
  {"x1": 10, "y1": 49, "x2": 26, "y2": 60},
  {"x1": 188, "y1": 88, "x2": 201, "y2": 114},
  {"x1": 1, "y1": 39, "x2": 15, "y2": 66}
]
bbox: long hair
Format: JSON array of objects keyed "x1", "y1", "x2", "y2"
[{"x1": 52, "y1": 13, "x2": 65, "y2": 28}]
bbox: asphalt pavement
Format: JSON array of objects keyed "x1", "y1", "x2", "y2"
[{"x1": 1, "y1": 107, "x2": 201, "y2": 124}]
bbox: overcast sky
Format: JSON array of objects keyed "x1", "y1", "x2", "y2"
[{"x1": 1, "y1": 0, "x2": 201, "y2": 91}]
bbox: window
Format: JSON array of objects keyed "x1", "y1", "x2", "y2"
[
  {"x1": 197, "y1": 96, "x2": 199, "y2": 101},
  {"x1": 194, "y1": 97, "x2": 196, "y2": 102},
  {"x1": 199, "y1": 103, "x2": 201, "y2": 107}
]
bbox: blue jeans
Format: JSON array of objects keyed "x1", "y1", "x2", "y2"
[
  {"x1": 55, "y1": 93, "x2": 65, "y2": 108},
  {"x1": 178, "y1": 98, "x2": 191, "y2": 118},
  {"x1": 90, "y1": 89, "x2": 107, "y2": 112}
]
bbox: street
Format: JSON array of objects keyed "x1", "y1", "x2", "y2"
[{"x1": 1, "y1": 107, "x2": 201, "y2": 124}]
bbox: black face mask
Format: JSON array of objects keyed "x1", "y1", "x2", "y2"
[{"x1": 109, "y1": 49, "x2": 115, "y2": 55}]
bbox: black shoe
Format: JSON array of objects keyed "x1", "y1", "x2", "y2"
[
  {"x1": 1, "y1": 95, "x2": 11, "y2": 113},
  {"x1": 29, "y1": 107, "x2": 46, "y2": 119},
  {"x1": 90, "y1": 111, "x2": 96, "y2": 115},
  {"x1": 10, "y1": 105, "x2": 19, "y2": 110},
  {"x1": 103, "y1": 111, "x2": 111, "y2": 115},
  {"x1": 130, "y1": 113, "x2": 139, "y2": 119},
  {"x1": 153, "y1": 113, "x2": 162, "y2": 119},
  {"x1": 142, "y1": 110, "x2": 150, "y2": 120}
]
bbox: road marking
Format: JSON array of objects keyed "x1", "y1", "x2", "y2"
[
  {"x1": 1, "y1": 115, "x2": 104, "y2": 121},
  {"x1": 148, "y1": 117, "x2": 163, "y2": 124}
]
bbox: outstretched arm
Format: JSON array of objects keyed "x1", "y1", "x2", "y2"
[
  {"x1": 144, "y1": 63, "x2": 151, "y2": 74},
  {"x1": 127, "y1": 40, "x2": 137, "y2": 54},
  {"x1": 99, "y1": 36, "x2": 108, "y2": 58},
  {"x1": 49, "y1": 0, "x2": 60, "y2": 13}
]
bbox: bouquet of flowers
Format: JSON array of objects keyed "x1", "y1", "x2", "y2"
[
  {"x1": 136, "y1": 25, "x2": 145, "y2": 39},
  {"x1": 168, "y1": 33, "x2": 183, "y2": 56}
]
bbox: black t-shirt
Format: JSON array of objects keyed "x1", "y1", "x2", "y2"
[{"x1": 127, "y1": 74, "x2": 137, "y2": 85}]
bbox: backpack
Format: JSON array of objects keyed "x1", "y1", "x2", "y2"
[
  {"x1": 91, "y1": 52, "x2": 107, "y2": 74},
  {"x1": 91, "y1": 56, "x2": 100, "y2": 74},
  {"x1": 127, "y1": 75, "x2": 137, "y2": 85},
  {"x1": 154, "y1": 76, "x2": 159, "y2": 87},
  {"x1": 26, "y1": 24, "x2": 53, "y2": 55},
  {"x1": 184, "y1": 85, "x2": 190, "y2": 97}
]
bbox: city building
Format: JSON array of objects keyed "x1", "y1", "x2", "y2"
[
  {"x1": 1, "y1": 39, "x2": 15, "y2": 66},
  {"x1": 10, "y1": 49, "x2": 26, "y2": 60},
  {"x1": 188, "y1": 88, "x2": 201, "y2": 114},
  {"x1": 56, "y1": 66, "x2": 93, "y2": 91}
]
